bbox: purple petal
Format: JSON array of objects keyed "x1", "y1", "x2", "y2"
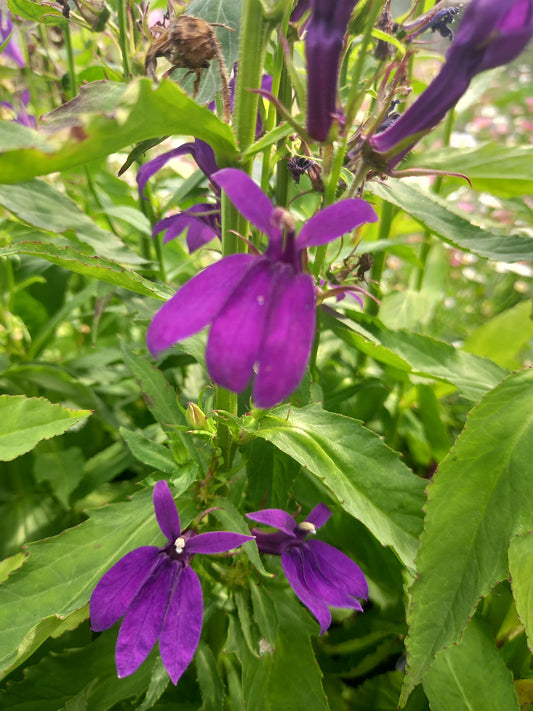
[
  {"x1": 206, "y1": 258, "x2": 275, "y2": 392},
  {"x1": 90, "y1": 547, "x2": 159, "y2": 632},
  {"x1": 297, "y1": 199, "x2": 378, "y2": 249},
  {"x1": 147, "y1": 253, "x2": 255, "y2": 357},
  {"x1": 305, "y1": 503, "x2": 331, "y2": 530},
  {"x1": 153, "y1": 206, "x2": 219, "y2": 252},
  {"x1": 211, "y1": 169, "x2": 278, "y2": 241},
  {"x1": 302, "y1": 544, "x2": 363, "y2": 611},
  {"x1": 159, "y1": 566, "x2": 203, "y2": 684},
  {"x1": 282, "y1": 548, "x2": 331, "y2": 634},
  {"x1": 250, "y1": 528, "x2": 292, "y2": 555},
  {"x1": 186, "y1": 531, "x2": 254, "y2": 555},
  {"x1": 246, "y1": 508, "x2": 297, "y2": 537},
  {"x1": 308, "y1": 539, "x2": 368, "y2": 600},
  {"x1": 192, "y1": 139, "x2": 219, "y2": 179},
  {"x1": 115, "y1": 556, "x2": 173, "y2": 678},
  {"x1": 153, "y1": 480, "x2": 181, "y2": 542},
  {"x1": 253, "y1": 272, "x2": 316, "y2": 409},
  {"x1": 137, "y1": 144, "x2": 196, "y2": 199},
  {"x1": 0, "y1": 12, "x2": 25, "y2": 67}
]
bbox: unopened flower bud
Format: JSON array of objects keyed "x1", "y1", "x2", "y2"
[{"x1": 186, "y1": 402, "x2": 209, "y2": 430}]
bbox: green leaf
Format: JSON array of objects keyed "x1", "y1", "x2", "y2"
[
  {"x1": 119, "y1": 427, "x2": 180, "y2": 475},
  {"x1": 240, "y1": 404, "x2": 426, "y2": 570},
  {"x1": 8, "y1": 0, "x2": 67, "y2": 24},
  {"x1": 367, "y1": 180, "x2": 533, "y2": 262},
  {"x1": 0, "y1": 241, "x2": 172, "y2": 300},
  {"x1": 326, "y1": 310, "x2": 508, "y2": 402},
  {"x1": 0, "y1": 79, "x2": 238, "y2": 184},
  {"x1": 0, "y1": 486, "x2": 197, "y2": 679},
  {"x1": 34, "y1": 447, "x2": 86, "y2": 508},
  {"x1": 423, "y1": 618, "x2": 519, "y2": 711},
  {"x1": 0, "y1": 180, "x2": 144, "y2": 265},
  {"x1": 0, "y1": 395, "x2": 92, "y2": 461},
  {"x1": 401, "y1": 369, "x2": 533, "y2": 701},
  {"x1": 406, "y1": 144, "x2": 533, "y2": 198},
  {"x1": 212, "y1": 498, "x2": 270, "y2": 576},
  {"x1": 463, "y1": 301, "x2": 533, "y2": 370},
  {"x1": 509, "y1": 532, "x2": 533, "y2": 653},
  {"x1": 196, "y1": 641, "x2": 225, "y2": 710}
]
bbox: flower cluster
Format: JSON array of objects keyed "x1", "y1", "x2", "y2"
[{"x1": 90, "y1": 483, "x2": 367, "y2": 683}]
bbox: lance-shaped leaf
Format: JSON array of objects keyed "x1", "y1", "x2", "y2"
[
  {"x1": 0, "y1": 395, "x2": 91, "y2": 461},
  {"x1": 401, "y1": 369, "x2": 533, "y2": 701},
  {"x1": 239, "y1": 404, "x2": 426, "y2": 571},
  {"x1": 368, "y1": 180, "x2": 533, "y2": 263}
]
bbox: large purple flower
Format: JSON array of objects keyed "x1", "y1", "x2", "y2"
[
  {"x1": 369, "y1": 0, "x2": 533, "y2": 167},
  {"x1": 305, "y1": 0, "x2": 359, "y2": 141},
  {"x1": 138, "y1": 139, "x2": 220, "y2": 253},
  {"x1": 247, "y1": 504, "x2": 368, "y2": 633},
  {"x1": 90, "y1": 480, "x2": 253, "y2": 684},
  {"x1": 147, "y1": 168, "x2": 377, "y2": 408}
]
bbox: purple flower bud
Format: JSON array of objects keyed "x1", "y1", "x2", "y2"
[
  {"x1": 247, "y1": 505, "x2": 368, "y2": 633},
  {"x1": 90, "y1": 481, "x2": 253, "y2": 684},
  {"x1": 370, "y1": 0, "x2": 533, "y2": 167},
  {"x1": 305, "y1": 0, "x2": 359, "y2": 141}
]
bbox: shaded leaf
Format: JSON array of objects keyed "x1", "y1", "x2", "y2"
[{"x1": 509, "y1": 532, "x2": 533, "y2": 653}]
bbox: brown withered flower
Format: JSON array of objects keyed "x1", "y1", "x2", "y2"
[{"x1": 145, "y1": 15, "x2": 231, "y2": 122}]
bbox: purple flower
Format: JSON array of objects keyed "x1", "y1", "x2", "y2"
[
  {"x1": 305, "y1": 0, "x2": 359, "y2": 141},
  {"x1": 90, "y1": 480, "x2": 253, "y2": 684},
  {"x1": 147, "y1": 168, "x2": 377, "y2": 408},
  {"x1": 0, "y1": 9, "x2": 25, "y2": 67},
  {"x1": 137, "y1": 139, "x2": 220, "y2": 252},
  {"x1": 370, "y1": 0, "x2": 533, "y2": 167},
  {"x1": 247, "y1": 504, "x2": 368, "y2": 633},
  {"x1": 0, "y1": 90, "x2": 36, "y2": 128}
]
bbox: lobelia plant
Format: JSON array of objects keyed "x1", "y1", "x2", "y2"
[{"x1": 1, "y1": 0, "x2": 533, "y2": 709}]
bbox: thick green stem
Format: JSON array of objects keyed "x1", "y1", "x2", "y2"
[
  {"x1": 117, "y1": 0, "x2": 131, "y2": 80},
  {"x1": 366, "y1": 200, "x2": 394, "y2": 318}
]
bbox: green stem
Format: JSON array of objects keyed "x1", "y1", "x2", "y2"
[
  {"x1": 117, "y1": 0, "x2": 131, "y2": 80},
  {"x1": 344, "y1": 0, "x2": 385, "y2": 132},
  {"x1": 415, "y1": 108, "x2": 455, "y2": 290},
  {"x1": 366, "y1": 200, "x2": 394, "y2": 318},
  {"x1": 63, "y1": 23, "x2": 78, "y2": 97}
]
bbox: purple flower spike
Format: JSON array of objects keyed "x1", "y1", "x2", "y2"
[
  {"x1": 247, "y1": 505, "x2": 368, "y2": 633},
  {"x1": 90, "y1": 481, "x2": 253, "y2": 684},
  {"x1": 370, "y1": 0, "x2": 533, "y2": 167},
  {"x1": 305, "y1": 0, "x2": 359, "y2": 141},
  {"x1": 147, "y1": 168, "x2": 378, "y2": 409}
]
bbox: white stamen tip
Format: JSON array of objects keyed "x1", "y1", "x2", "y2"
[
  {"x1": 174, "y1": 536, "x2": 186, "y2": 554},
  {"x1": 298, "y1": 521, "x2": 316, "y2": 535}
]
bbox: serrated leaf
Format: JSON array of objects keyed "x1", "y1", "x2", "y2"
[
  {"x1": 509, "y1": 532, "x2": 533, "y2": 653},
  {"x1": 8, "y1": 0, "x2": 67, "y2": 24},
  {"x1": 0, "y1": 242, "x2": 172, "y2": 300},
  {"x1": 327, "y1": 309, "x2": 508, "y2": 402},
  {"x1": 423, "y1": 618, "x2": 519, "y2": 711},
  {"x1": 0, "y1": 486, "x2": 197, "y2": 679},
  {"x1": 196, "y1": 641, "x2": 225, "y2": 710},
  {"x1": 0, "y1": 79, "x2": 238, "y2": 184},
  {"x1": 401, "y1": 369, "x2": 533, "y2": 701},
  {"x1": 367, "y1": 180, "x2": 533, "y2": 262},
  {"x1": 240, "y1": 404, "x2": 426, "y2": 570},
  {"x1": 0, "y1": 395, "x2": 92, "y2": 461},
  {"x1": 119, "y1": 427, "x2": 179, "y2": 475},
  {"x1": 0, "y1": 180, "x2": 144, "y2": 265}
]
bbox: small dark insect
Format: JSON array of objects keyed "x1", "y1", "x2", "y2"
[
  {"x1": 355, "y1": 253, "x2": 374, "y2": 282},
  {"x1": 376, "y1": 99, "x2": 401, "y2": 134},
  {"x1": 145, "y1": 15, "x2": 231, "y2": 121},
  {"x1": 286, "y1": 156, "x2": 324, "y2": 192},
  {"x1": 430, "y1": 8, "x2": 461, "y2": 41}
]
